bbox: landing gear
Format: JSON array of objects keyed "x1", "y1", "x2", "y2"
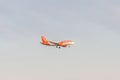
[{"x1": 56, "y1": 46, "x2": 61, "y2": 49}]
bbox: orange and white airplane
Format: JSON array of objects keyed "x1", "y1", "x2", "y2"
[{"x1": 40, "y1": 36, "x2": 74, "y2": 48}]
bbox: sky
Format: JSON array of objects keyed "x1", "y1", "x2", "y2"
[{"x1": 0, "y1": 0, "x2": 120, "y2": 80}]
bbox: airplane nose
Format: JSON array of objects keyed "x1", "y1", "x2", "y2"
[{"x1": 71, "y1": 42, "x2": 74, "y2": 44}]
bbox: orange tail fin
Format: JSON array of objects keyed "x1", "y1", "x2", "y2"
[{"x1": 41, "y1": 36, "x2": 49, "y2": 45}]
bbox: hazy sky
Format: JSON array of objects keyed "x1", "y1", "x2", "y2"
[{"x1": 0, "y1": 0, "x2": 120, "y2": 80}]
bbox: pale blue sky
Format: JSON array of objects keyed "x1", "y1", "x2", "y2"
[{"x1": 0, "y1": 0, "x2": 120, "y2": 80}]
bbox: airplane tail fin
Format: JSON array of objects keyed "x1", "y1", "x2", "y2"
[{"x1": 41, "y1": 36, "x2": 49, "y2": 45}]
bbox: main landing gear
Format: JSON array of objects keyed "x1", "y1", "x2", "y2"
[{"x1": 56, "y1": 46, "x2": 61, "y2": 49}]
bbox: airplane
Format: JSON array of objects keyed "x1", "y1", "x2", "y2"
[{"x1": 40, "y1": 36, "x2": 74, "y2": 48}]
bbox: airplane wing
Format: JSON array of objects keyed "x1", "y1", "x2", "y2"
[{"x1": 48, "y1": 41, "x2": 58, "y2": 45}]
